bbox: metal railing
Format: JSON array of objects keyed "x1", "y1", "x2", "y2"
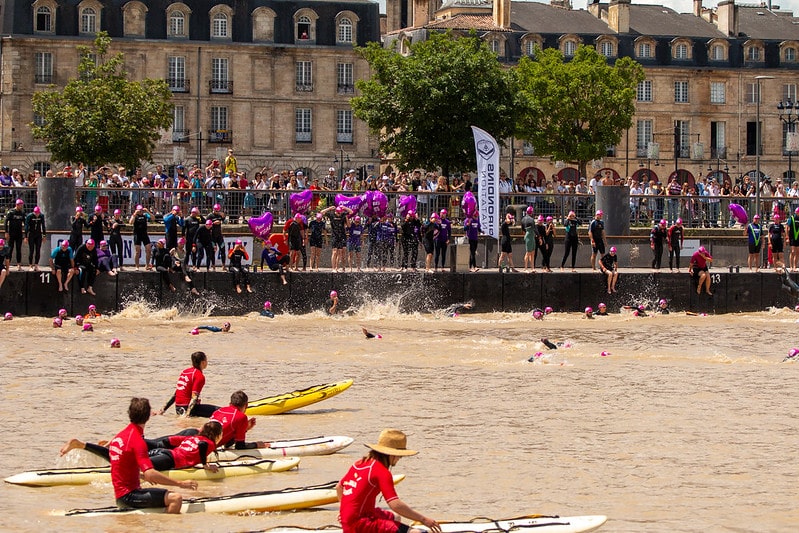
[{"x1": 1, "y1": 186, "x2": 789, "y2": 229}]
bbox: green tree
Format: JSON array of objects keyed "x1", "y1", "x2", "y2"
[
  {"x1": 352, "y1": 31, "x2": 518, "y2": 175},
  {"x1": 31, "y1": 31, "x2": 173, "y2": 170},
  {"x1": 514, "y1": 45, "x2": 645, "y2": 178}
]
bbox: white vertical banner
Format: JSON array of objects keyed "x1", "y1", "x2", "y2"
[{"x1": 471, "y1": 126, "x2": 500, "y2": 240}]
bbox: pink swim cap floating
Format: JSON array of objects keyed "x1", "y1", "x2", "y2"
[
  {"x1": 82, "y1": 323, "x2": 93, "y2": 332},
  {"x1": 600, "y1": 351, "x2": 611, "y2": 357},
  {"x1": 544, "y1": 306, "x2": 553, "y2": 314},
  {"x1": 788, "y1": 348, "x2": 799, "y2": 359},
  {"x1": 585, "y1": 307, "x2": 593, "y2": 314},
  {"x1": 264, "y1": 301, "x2": 272, "y2": 309},
  {"x1": 75, "y1": 315, "x2": 84, "y2": 325},
  {"x1": 89, "y1": 305, "x2": 96, "y2": 311},
  {"x1": 659, "y1": 299, "x2": 668, "y2": 306},
  {"x1": 598, "y1": 302, "x2": 606, "y2": 308},
  {"x1": 110, "y1": 338, "x2": 121, "y2": 348},
  {"x1": 58, "y1": 308, "x2": 67, "y2": 317},
  {"x1": 190, "y1": 328, "x2": 199, "y2": 335},
  {"x1": 532, "y1": 310, "x2": 544, "y2": 320},
  {"x1": 53, "y1": 317, "x2": 62, "y2": 327},
  {"x1": 3, "y1": 312, "x2": 12, "y2": 320}
]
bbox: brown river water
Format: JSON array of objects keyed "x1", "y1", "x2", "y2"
[{"x1": 0, "y1": 301, "x2": 797, "y2": 532}]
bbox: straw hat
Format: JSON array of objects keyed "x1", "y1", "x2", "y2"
[{"x1": 365, "y1": 429, "x2": 418, "y2": 456}]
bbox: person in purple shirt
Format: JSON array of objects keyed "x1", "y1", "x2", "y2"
[
  {"x1": 435, "y1": 209, "x2": 452, "y2": 271},
  {"x1": 464, "y1": 212, "x2": 481, "y2": 272},
  {"x1": 377, "y1": 213, "x2": 397, "y2": 271}
]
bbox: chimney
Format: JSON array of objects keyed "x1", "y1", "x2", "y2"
[
  {"x1": 588, "y1": 0, "x2": 602, "y2": 19},
  {"x1": 608, "y1": 0, "x2": 630, "y2": 34},
  {"x1": 412, "y1": 0, "x2": 431, "y2": 27},
  {"x1": 550, "y1": 0, "x2": 572, "y2": 9},
  {"x1": 694, "y1": 0, "x2": 702, "y2": 16},
  {"x1": 716, "y1": 0, "x2": 737, "y2": 37},
  {"x1": 494, "y1": 0, "x2": 511, "y2": 28}
]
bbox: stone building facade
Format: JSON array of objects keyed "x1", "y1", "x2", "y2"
[
  {"x1": 0, "y1": 0, "x2": 381, "y2": 179},
  {"x1": 386, "y1": 0, "x2": 799, "y2": 187}
]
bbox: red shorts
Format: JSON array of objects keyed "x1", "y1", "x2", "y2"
[{"x1": 346, "y1": 508, "x2": 407, "y2": 533}]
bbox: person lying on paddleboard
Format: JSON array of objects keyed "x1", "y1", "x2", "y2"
[
  {"x1": 337, "y1": 428, "x2": 441, "y2": 533},
  {"x1": 110, "y1": 398, "x2": 197, "y2": 513},
  {"x1": 159, "y1": 351, "x2": 220, "y2": 418}
]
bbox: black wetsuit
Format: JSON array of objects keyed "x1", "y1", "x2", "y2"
[
  {"x1": 401, "y1": 218, "x2": 420, "y2": 269},
  {"x1": 650, "y1": 225, "x2": 667, "y2": 269},
  {"x1": 561, "y1": 218, "x2": 580, "y2": 269},
  {"x1": 4, "y1": 208, "x2": 26, "y2": 264},
  {"x1": 73, "y1": 243, "x2": 98, "y2": 289},
  {"x1": 183, "y1": 215, "x2": 202, "y2": 265},
  {"x1": 108, "y1": 217, "x2": 124, "y2": 268},
  {"x1": 69, "y1": 216, "x2": 89, "y2": 251},
  {"x1": 668, "y1": 224, "x2": 684, "y2": 269},
  {"x1": 207, "y1": 212, "x2": 225, "y2": 265},
  {"x1": 88, "y1": 213, "x2": 105, "y2": 244},
  {"x1": 228, "y1": 248, "x2": 249, "y2": 286},
  {"x1": 24, "y1": 212, "x2": 46, "y2": 265},
  {"x1": 195, "y1": 225, "x2": 214, "y2": 269}
]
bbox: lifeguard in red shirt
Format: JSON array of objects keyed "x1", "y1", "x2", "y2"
[
  {"x1": 210, "y1": 390, "x2": 268, "y2": 449},
  {"x1": 160, "y1": 351, "x2": 219, "y2": 417},
  {"x1": 336, "y1": 429, "x2": 441, "y2": 533},
  {"x1": 109, "y1": 397, "x2": 196, "y2": 513}
]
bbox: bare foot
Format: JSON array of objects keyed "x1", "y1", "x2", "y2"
[
  {"x1": 81, "y1": 288, "x2": 87, "y2": 294},
  {"x1": 87, "y1": 288, "x2": 96, "y2": 296},
  {"x1": 246, "y1": 286, "x2": 253, "y2": 293},
  {"x1": 191, "y1": 288, "x2": 200, "y2": 296},
  {"x1": 236, "y1": 286, "x2": 242, "y2": 294},
  {"x1": 58, "y1": 286, "x2": 63, "y2": 292},
  {"x1": 706, "y1": 291, "x2": 713, "y2": 296},
  {"x1": 59, "y1": 438, "x2": 85, "y2": 456}
]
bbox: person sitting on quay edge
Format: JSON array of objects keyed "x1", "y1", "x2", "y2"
[
  {"x1": 228, "y1": 239, "x2": 252, "y2": 294},
  {"x1": 599, "y1": 246, "x2": 619, "y2": 294}
]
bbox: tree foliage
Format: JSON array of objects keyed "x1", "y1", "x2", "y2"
[
  {"x1": 352, "y1": 31, "x2": 518, "y2": 175},
  {"x1": 514, "y1": 45, "x2": 644, "y2": 177},
  {"x1": 31, "y1": 32, "x2": 173, "y2": 169}
]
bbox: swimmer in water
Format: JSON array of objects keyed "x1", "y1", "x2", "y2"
[
  {"x1": 445, "y1": 300, "x2": 475, "y2": 317},
  {"x1": 595, "y1": 303, "x2": 608, "y2": 316},
  {"x1": 86, "y1": 304, "x2": 100, "y2": 319},
  {"x1": 327, "y1": 290, "x2": 340, "y2": 315},
  {"x1": 532, "y1": 309, "x2": 544, "y2": 320},
  {"x1": 362, "y1": 327, "x2": 382, "y2": 339},
  {"x1": 540, "y1": 338, "x2": 557, "y2": 350},
  {"x1": 584, "y1": 306, "x2": 594, "y2": 319},
  {"x1": 656, "y1": 299, "x2": 670, "y2": 314},
  {"x1": 782, "y1": 348, "x2": 799, "y2": 362},
  {"x1": 194, "y1": 322, "x2": 231, "y2": 333},
  {"x1": 777, "y1": 262, "x2": 799, "y2": 299},
  {"x1": 260, "y1": 301, "x2": 275, "y2": 318}
]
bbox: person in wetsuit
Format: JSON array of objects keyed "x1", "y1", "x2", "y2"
[
  {"x1": 560, "y1": 211, "x2": 580, "y2": 272},
  {"x1": 400, "y1": 211, "x2": 421, "y2": 272},
  {"x1": 4, "y1": 199, "x2": 26, "y2": 270},
  {"x1": 129, "y1": 205, "x2": 153, "y2": 270},
  {"x1": 768, "y1": 214, "x2": 787, "y2": 268},
  {"x1": 108, "y1": 209, "x2": 125, "y2": 270},
  {"x1": 69, "y1": 206, "x2": 89, "y2": 252},
  {"x1": 650, "y1": 219, "x2": 668, "y2": 271},
  {"x1": 87, "y1": 205, "x2": 105, "y2": 244},
  {"x1": 228, "y1": 240, "x2": 252, "y2": 293},
  {"x1": 73, "y1": 239, "x2": 99, "y2": 295},
  {"x1": 183, "y1": 207, "x2": 203, "y2": 267},
  {"x1": 24, "y1": 205, "x2": 46, "y2": 271},
  {"x1": 668, "y1": 218, "x2": 685, "y2": 272}
]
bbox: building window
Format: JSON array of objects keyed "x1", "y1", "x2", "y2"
[
  {"x1": 33, "y1": 112, "x2": 47, "y2": 127},
  {"x1": 599, "y1": 41, "x2": 614, "y2": 58},
  {"x1": 675, "y1": 120, "x2": 691, "y2": 158},
  {"x1": 170, "y1": 11, "x2": 186, "y2": 37},
  {"x1": 168, "y1": 56, "x2": 188, "y2": 92},
  {"x1": 337, "y1": 62, "x2": 354, "y2": 94},
  {"x1": 637, "y1": 80, "x2": 652, "y2": 102},
  {"x1": 637, "y1": 42, "x2": 652, "y2": 58},
  {"x1": 711, "y1": 44, "x2": 725, "y2": 61},
  {"x1": 747, "y1": 46, "x2": 761, "y2": 61},
  {"x1": 489, "y1": 39, "x2": 501, "y2": 54},
  {"x1": 297, "y1": 15, "x2": 311, "y2": 40},
  {"x1": 81, "y1": 7, "x2": 97, "y2": 34},
  {"x1": 212, "y1": 13, "x2": 228, "y2": 38},
  {"x1": 35, "y1": 6, "x2": 52, "y2": 33},
  {"x1": 674, "y1": 43, "x2": 688, "y2": 60},
  {"x1": 636, "y1": 119, "x2": 653, "y2": 157},
  {"x1": 783, "y1": 84, "x2": 797, "y2": 103},
  {"x1": 35, "y1": 52, "x2": 53, "y2": 84},
  {"x1": 745, "y1": 82, "x2": 759, "y2": 104},
  {"x1": 710, "y1": 81, "x2": 726, "y2": 104},
  {"x1": 172, "y1": 106, "x2": 187, "y2": 142},
  {"x1": 786, "y1": 47, "x2": 797, "y2": 62},
  {"x1": 563, "y1": 40, "x2": 576, "y2": 57},
  {"x1": 522, "y1": 141, "x2": 534, "y2": 156},
  {"x1": 296, "y1": 61, "x2": 313, "y2": 92},
  {"x1": 337, "y1": 110, "x2": 353, "y2": 143},
  {"x1": 34, "y1": 162, "x2": 51, "y2": 175},
  {"x1": 711, "y1": 122, "x2": 726, "y2": 158},
  {"x1": 210, "y1": 58, "x2": 231, "y2": 93},
  {"x1": 674, "y1": 81, "x2": 689, "y2": 103},
  {"x1": 783, "y1": 121, "x2": 797, "y2": 155},
  {"x1": 338, "y1": 17, "x2": 353, "y2": 43},
  {"x1": 295, "y1": 108, "x2": 312, "y2": 143},
  {"x1": 524, "y1": 41, "x2": 536, "y2": 57},
  {"x1": 209, "y1": 106, "x2": 230, "y2": 143}
]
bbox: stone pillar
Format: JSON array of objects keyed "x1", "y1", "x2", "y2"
[
  {"x1": 38, "y1": 177, "x2": 74, "y2": 231},
  {"x1": 595, "y1": 185, "x2": 629, "y2": 236}
]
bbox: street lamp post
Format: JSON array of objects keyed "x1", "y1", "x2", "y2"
[
  {"x1": 755, "y1": 75, "x2": 774, "y2": 219},
  {"x1": 777, "y1": 100, "x2": 798, "y2": 182},
  {"x1": 333, "y1": 147, "x2": 350, "y2": 182}
]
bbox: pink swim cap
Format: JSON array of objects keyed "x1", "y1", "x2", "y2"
[
  {"x1": 75, "y1": 315, "x2": 84, "y2": 325},
  {"x1": 788, "y1": 348, "x2": 799, "y2": 358},
  {"x1": 795, "y1": 207, "x2": 799, "y2": 215},
  {"x1": 191, "y1": 207, "x2": 200, "y2": 214},
  {"x1": 113, "y1": 209, "x2": 121, "y2": 215},
  {"x1": 568, "y1": 211, "x2": 576, "y2": 217},
  {"x1": 335, "y1": 206, "x2": 343, "y2": 213},
  {"x1": 3, "y1": 312, "x2": 12, "y2": 320},
  {"x1": 205, "y1": 219, "x2": 213, "y2": 226},
  {"x1": 598, "y1": 302, "x2": 606, "y2": 308},
  {"x1": 354, "y1": 216, "x2": 361, "y2": 223},
  {"x1": 33, "y1": 206, "x2": 41, "y2": 214},
  {"x1": 264, "y1": 301, "x2": 272, "y2": 309},
  {"x1": 440, "y1": 209, "x2": 447, "y2": 215},
  {"x1": 660, "y1": 219, "x2": 667, "y2": 225},
  {"x1": 178, "y1": 237, "x2": 186, "y2": 245},
  {"x1": 89, "y1": 305, "x2": 96, "y2": 311},
  {"x1": 94, "y1": 205, "x2": 102, "y2": 212},
  {"x1": 110, "y1": 338, "x2": 121, "y2": 348},
  {"x1": 190, "y1": 328, "x2": 199, "y2": 335},
  {"x1": 526, "y1": 206, "x2": 534, "y2": 215},
  {"x1": 676, "y1": 218, "x2": 683, "y2": 224},
  {"x1": 659, "y1": 299, "x2": 668, "y2": 306},
  {"x1": 596, "y1": 210, "x2": 603, "y2": 216},
  {"x1": 544, "y1": 306, "x2": 553, "y2": 314},
  {"x1": 136, "y1": 204, "x2": 143, "y2": 211},
  {"x1": 0, "y1": 239, "x2": 5, "y2": 247},
  {"x1": 537, "y1": 215, "x2": 544, "y2": 222},
  {"x1": 600, "y1": 351, "x2": 610, "y2": 357},
  {"x1": 774, "y1": 214, "x2": 781, "y2": 221},
  {"x1": 753, "y1": 214, "x2": 761, "y2": 220},
  {"x1": 82, "y1": 323, "x2": 93, "y2": 332},
  {"x1": 86, "y1": 239, "x2": 95, "y2": 246},
  {"x1": 585, "y1": 307, "x2": 593, "y2": 313},
  {"x1": 546, "y1": 216, "x2": 553, "y2": 222},
  {"x1": 638, "y1": 305, "x2": 646, "y2": 311},
  {"x1": 610, "y1": 246, "x2": 617, "y2": 253},
  {"x1": 699, "y1": 246, "x2": 707, "y2": 253},
  {"x1": 53, "y1": 317, "x2": 62, "y2": 327},
  {"x1": 75, "y1": 206, "x2": 83, "y2": 213},
  {"x1": 172, "y1": 205, "x2": 180, "y2": 212},
  {"x1": 330, "y1": 290, "x2": 338, "y2": 298},
  {"x1": 58, "y1": 308, "x2": 67, "y2": 317},
  {"x1": 157, "y1": 238, "x2": 166, "y2": 246},
  {"x1": 315, "y1": 213, "x2": 322, "y2": 220},
  {"x1": 99, "y1": 240, "x2": 107, "y2": 247},
  {"x1": 235, "y1": 239, "x2": 243, "y2": 245},
  {"x1": 213, "y1": 203, "x2": 221, "y2": 211},
  {"x1": 532, "y1": 310, "x2": 543, "y2": 320},
  {"x1": 15, "y1": 198, "x2": 23, "y2": 205},
  {"x1": 294, "y1": 213, "x2": 302, "y2": 220}
]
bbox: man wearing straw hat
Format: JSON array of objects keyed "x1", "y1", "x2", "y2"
[{"x1": 337, "y1": 429, "x2": 441, "y2": 533}]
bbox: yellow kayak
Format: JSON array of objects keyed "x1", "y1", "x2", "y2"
[{"x1": 246, "y1": 379, "x2": 353, "y2": 416}]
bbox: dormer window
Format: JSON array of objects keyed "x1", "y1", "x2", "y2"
[
  {"x1": 338, "y1": 18, "x2": 352, "y2": 43},
  {"x1": 786, "y1": 47, "x2": 797, "y2": 62},
  {"x1": 524, "y1": 41, "x2": 536, "y2": 57},
  {"x1": 564, "y1": 40, "x2": 576, "y2": 57},
  {"x1": 747, "y1": 46, "x2": 761, "y2": 61},
  {"x1": 35, "y1": 5, "x2": 53, "y2": 33},
  {"x1": 674, "y1": 43, "x2": 688, "y2": 59},
  {"x1": 294, "y1": 9, "x2": 319, "y2": 43},
  {"x1": 298, "y1": 16, "x2": 310, "y2": 39},
  {"x1": 599, "y1": 41, "x2": 614, "y2": 58},
  {"x1": 81, "y1": 7, "x2": 97, "y2": 34},
  {"x1": 170, "y1": 11, "x2": 185, "y2": 36},
  {"x1": 212, "y1": 13, "x2": 228, "y2": 38}
]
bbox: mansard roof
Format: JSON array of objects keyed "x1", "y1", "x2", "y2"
[
  {"x1": 627, "y1": 5, "x2": 725, "y2": 38},
  {"x1": 426, "y1": 13, "x2": 510, "y2": 31},
  {"x1": 736, "y1": 4, "x2": 799, "y2": 39},
  {"x1": 509, "y1": 2, "x2": 612, "y2": 34}
]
